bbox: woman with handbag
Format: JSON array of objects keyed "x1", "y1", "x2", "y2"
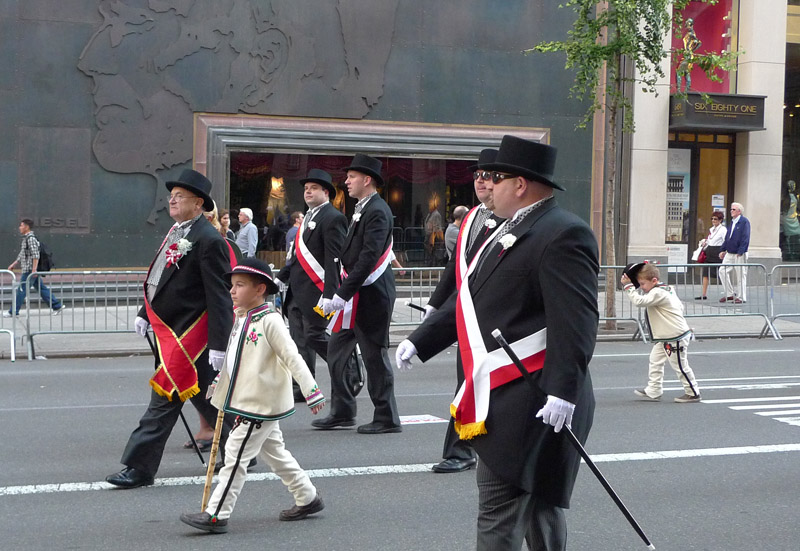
[{"x1": 695, "y1": 211, "x2": 726, "y2": 300}]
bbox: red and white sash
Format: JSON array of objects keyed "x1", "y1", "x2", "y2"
[
  {"x1": 450, "y1": 215, "x2": 547, "y2": 439},
  {"x1": 329, "y1": 240, "x2": 395, "y2": 332},
  {"x1": 295, "y1": 222, "x2": 325, "y2": 293}
]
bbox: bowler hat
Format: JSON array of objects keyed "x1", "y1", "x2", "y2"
[
  {"x1": 225, "y1": 257, "x2": 280, "y2": 296},
  {"x1": 482, "y1": 135, "x2": 565, "y2": 191},
  {"x1": 623, "y1": 262, "x2": 648, "y2": 289},
  {"x1": 468, "y1": 148, "x2": 498, "y2": 172},
  {"x1": 166, "y1": 169, "x2": 215, "y2": 211},
  {"x1": 300, "y1": 169, "x2": 337, "y2": 198},
  {"x1": 343, "y1": 154, "x2": 384, "y2": 187}
]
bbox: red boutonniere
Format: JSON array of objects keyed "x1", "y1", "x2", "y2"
[{"x1": 165, "y1": 238, "x2": 193, "y2": 269}]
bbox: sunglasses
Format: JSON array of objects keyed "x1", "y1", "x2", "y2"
[
  {"x1": 490, "y1": 172, "x2": 517, "y2": 184},
  {"x1": 473, "y1": 170, "x2": 491, "y2": 181}
]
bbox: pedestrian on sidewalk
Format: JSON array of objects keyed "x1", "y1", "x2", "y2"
[
  {"x1": 622, "y1": 262, "x2": 701, "y2": 403},
  {"x1": 180, "y1": 258, "x2": 325, "y2": 534},
  {"x1": 719, "y1": 202, "x2": 750, "y2": 304},
  {"x1": 5, "y1": 218, "x2": 65, "y2": 317}
]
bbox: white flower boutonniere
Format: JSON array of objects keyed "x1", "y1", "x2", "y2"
[
  {"x1": 308, "y1": 221, "x2": 317, "y2": 231},
  {"x1": 497, "y1": 234, "x2": 517, "y2": 258},
  {"x1": 165, "y1": 238, "x2": 193, "y2": 268},
  {"x1": 483, "y1": 217, "x2": 497, "y2": 235},
  {"x1": 352, "y1": 213, "x2": 362, "y2": 223}
]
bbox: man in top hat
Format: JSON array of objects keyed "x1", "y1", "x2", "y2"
[
  {"x1": 396, "y1": 135, "x2": 598, "y2": 550},
  {"x1": 314, "y1": 154, "x2": 402, "y2": 434},
  {"x1": 106, "y1": 168, "x2": 234, "y2": 488},
  {"x1": 399, "y1": 148, "x2": 503, "y2": 474},
  {"x1": 276, "y1": 169, "x2": 349, "y2": 395}
]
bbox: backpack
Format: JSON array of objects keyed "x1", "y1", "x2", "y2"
[{"x1": 25, "y1": 234, "x2": 55, "y2": 272}]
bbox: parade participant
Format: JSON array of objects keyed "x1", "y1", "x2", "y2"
[
  {"x1": 396, "y1": 135, "x2": 598, "y2": 550},
  {"x1": 314, "y1": 154, "x2": 401, "y2": 434},
  {"x1": 106, "y1": 169, "x2": 234, "y2": 489},
  {"x1": 622, "y1": 262, "x2": 702, "y2": 403},
  {"x1": 407, "y1": 149, "x2": 502, "y2": 474},
  {"x1": 180, "y1": 257, "x2": 326, "y2": 533},
  {"x1": 276, "y1": 169, "x2": 348, "y2": 396}
]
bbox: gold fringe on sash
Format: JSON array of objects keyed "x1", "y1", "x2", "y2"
[
  {"x1": 450, "y1": 403, "x2": 488, "y2": 440},
  {"x1": 149, "y1": 379, "x2": 201, "y2": 402}
]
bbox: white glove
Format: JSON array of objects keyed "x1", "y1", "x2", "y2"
[
  {"x1": 322, "y1": 298, "x2": 335, "y2": 316},
  {"x1": 134, "y1": 316, "x2": 150, "y2": 338},
  {"x1": 395, "y1": 339, "x2": 417, "y2": 371},
  {"x1": 331, "y1": 294, "x2": 347, "y2": 312},
  {"x1": 209, "y1": 349, "x2": 225, "y2": 371},
  {"x1": 535, "y1": 395, "x2": 576, "y2": 433},
  {"x1": 422, "y1": 304, "x2": 437, "y2": 321},
  {"x1": 275, "y1": 278, "x2": 288, "y2": 293}
]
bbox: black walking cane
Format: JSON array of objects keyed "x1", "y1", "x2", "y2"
[
  {"x1": 145, "y1": 332, "x2": 206, "y2": 467},
  {"x1": 491, "y1": 329, "x2": 655, "y2": 550}
]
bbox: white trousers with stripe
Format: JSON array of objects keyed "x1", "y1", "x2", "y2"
[
  {"x1": 205, "y1": 418, "x2": 316, "y2": 520},
  {"x1": 643, "y1": 337, "x2": 700, "y2": 398}
]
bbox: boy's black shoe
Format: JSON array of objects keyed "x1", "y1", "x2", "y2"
[
  {"x1": 180, "y1": 512, "x2": 228, "y2": 533},
  {"x1": 279, "y1": 494, "x2": 324, "y2": 521}
]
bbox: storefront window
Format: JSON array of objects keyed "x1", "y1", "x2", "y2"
[
  {"x1": 228, "y1": 151, "x2": 476, "y2": 265},
  {"x1": 671, "y1": 0, "x2": 737, "y2": 94},
  {"x1": 782, "y1": 3, "x2": 800, "y2": 260}
]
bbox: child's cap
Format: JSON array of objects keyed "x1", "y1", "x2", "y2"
[
  {"x1": 225, "y1": 257, "x2": 279, "y2": 295},
  {"x1": 623, "y1": 261, "x2": 648, "y2": 289}
]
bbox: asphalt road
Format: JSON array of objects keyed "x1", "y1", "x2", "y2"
[{"x1": 2, "y1": 338, "x2": 800, "y2": 550}]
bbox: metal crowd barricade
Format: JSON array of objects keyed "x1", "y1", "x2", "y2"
[
  {"x1": 597, "y1": 266, "x2": 650, "y2": 342},
  {"x1": 23, "y1": 271, "x2": 147, "y2": 360},
  {"x1": 768, "y1": 264, "x2": 800, "y2": 337},
  {"x1": 0, "y1": 270, "x2": 17, "y2": 361},
  {"x1": 391, "y1": 266, "x2": 445, "y2": 327}
]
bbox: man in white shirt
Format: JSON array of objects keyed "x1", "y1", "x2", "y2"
[{"x1": 235, "y1": 207, "x2": 258, "y2": 257}]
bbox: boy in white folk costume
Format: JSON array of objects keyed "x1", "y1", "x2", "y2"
[
  {"x1": 621, "y1": 262, "x2": 702, "y2": 403},
  {"x1": 180, "y1": 257, "x2": 326, "y2": 534}
]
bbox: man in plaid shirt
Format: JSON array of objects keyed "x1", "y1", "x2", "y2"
[{"x1": 5, "y1": 218, "x2": 64, "y2": 317}]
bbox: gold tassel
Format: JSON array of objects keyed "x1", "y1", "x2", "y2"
[
  {"x1": 450, "y1": 404, "x2": 487, "y2": 440},
  {"x1": 149, "y1": 379, "x2": 173, "y2": 401},
  {"x1": 178, "y1": 383, "x2": 201, "y2": 402}
]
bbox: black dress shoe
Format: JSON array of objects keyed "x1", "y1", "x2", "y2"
[
  {"x1": 105, "y1": 467, "x2": 154, "y2": 489},
  {"x1": 311, "y1": 416, "x2": 356, "y2": 430},
  {"x1": 432, "y1": 457, "x2": 477, "y2": 473},
  {"x1": 180, "y1": 511, "x2": 228, "y2": 533},
  {"x1": 356, "y1": 422, "x2": 402, "y2": 434},
  {"x1": 279, "y1": 494, "x2": 325, "y2": 521}
]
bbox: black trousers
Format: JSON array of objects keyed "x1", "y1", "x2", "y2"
[
  {"x1": 441, "y1": 362, "x2": 475, "y2": 461},
  {"x1": 326, "y1": 326, "x2": 400, "y2": 427},
  {"x1": 286, "y1": 298, "x2": 330, "y2": 377},
  {"x1": 476, "y1": 461, "x2": 566, "y2": 551},
  {"x1": 121, "y1": 354, "x2": 233, "y2": 477}
]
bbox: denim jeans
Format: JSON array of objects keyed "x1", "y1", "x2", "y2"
[{"x1": 10, "y1": 272, "x2": 62, "y2": 314}]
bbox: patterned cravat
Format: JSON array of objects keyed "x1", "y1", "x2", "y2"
[
  {"x1": 468, "y1": 204, "x2": 493, "y2": 251},
  {"x1": 146, "y1": 214, "x2": 201, "y2": 302}
]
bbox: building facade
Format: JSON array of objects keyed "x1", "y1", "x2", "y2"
[{"x1": 1, "y1": 1, "x2": 595, "y2": 268}]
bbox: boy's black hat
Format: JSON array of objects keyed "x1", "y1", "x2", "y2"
[
  {"x1": 623, "y1": 261, "x2": 648, "y2": 289},
  {"x1": 225, "y1": 257, "x2": 279, "y2": 295}
]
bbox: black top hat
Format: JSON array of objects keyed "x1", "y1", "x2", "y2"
[
  {"x1": 623, "y1": 262, "x2": 648, "y2": 289},
  {"x1": 481, "y1": 135, "x2": 564, "y2": 191},
  {"x1": 165, "y1": 169, "x2": 215, "y2": 212},
  {"x1": 300, "y1": 169, "x2": 337, "y2": 198},
  {"x1": 224, "y1": 257, "x2": 280, "y2": 296},
  {"x1": 343, "y1": 154, "x2": 384, "y2": 187},
  {"x1": 468, "y1": 148, "x2": 499, "y2": 172}
]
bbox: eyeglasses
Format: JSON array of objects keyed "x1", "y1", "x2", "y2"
[
  {"x1": 473, "y1": 170, "x2": 492, "y2": 181},
  {"x1": 490, "y1": 172, "x2": 517, "y2": 184},
  {"x1": 169, "y1": 193, "x2": 198, "y2": 203}
]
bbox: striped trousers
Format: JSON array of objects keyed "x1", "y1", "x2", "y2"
[{"x1": 476, "y1": 460, "x2": 566, "y2": 551}]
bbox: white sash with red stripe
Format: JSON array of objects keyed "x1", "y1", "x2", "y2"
[
  {"x1": 295, "y1": 222, "x2": 325, "y2": 293},
  {"x1": 450, "y1": 214, "x2": 547, "y2": 439},
  {"x1": 329, "y1": 239, "x2": 395, "y2": 332}
]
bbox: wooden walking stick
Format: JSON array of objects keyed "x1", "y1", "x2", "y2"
[{"x1": 201, "y1": 409, "x2": 225, "y2": 511}]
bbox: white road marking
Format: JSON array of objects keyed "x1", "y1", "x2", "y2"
[
  {"x1": 754, "y1": 409, "x2": 800, "y2": 417},
  {"x1": 593, "y1": 349, "x2": 795, "y2": 358},
  {"x1": 730, "y1": 403, "x2": 800, "y2": 410},
  {"x1": 399, "y1": 414, "x2": 448, "y2": 425},
  {"x1": 703, "y1": 395, "x2": 800, "y2": 404},
  {"x1": 4, "y1": 443, "x2": 800, "y2": 497}
]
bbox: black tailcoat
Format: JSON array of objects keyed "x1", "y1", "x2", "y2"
[
  {"x1": 277, "y1": 203, "x2": 348, "y2": 326},
  {"x1": 411, "y1": 201, "x2": 598, "y2": 508},
  {"x1": 337, "y1": 194, "x2": 396, "y2": 346}
]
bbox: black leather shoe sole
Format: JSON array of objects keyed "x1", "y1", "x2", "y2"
[
  {"x1": 357, "y1": 423, "x2": 403, "y2": 434},
  {"x1": 105, "y1": 470, "x2": 154, "y2": 489},
  {"x1": 311, "y1": 417, "x2": 356, "y2": 430},
  {"x1": 432, "y1": 458, "x2": 477, "y2": 473},
  {"x1": 180, "y1": 512, "x2": 228, "y2": 533},
  {"x1": 279, "y1": 496, "x2": 325, "y2": 521}
]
